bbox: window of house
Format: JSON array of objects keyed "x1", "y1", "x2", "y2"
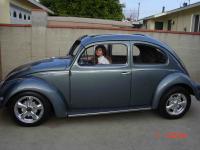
[
  {"x1": 78, "y1": 43, "x2": 128, "y2": 66},
  {"x1": 13, "y1": 11, "x2": 17, "y2": 18},
  {"x1": 155, "y1": 22, "x2": 164, "y2": 30},
  {"x1": 28, "y1": 16, "x2": 30, "y2": 20},
  {"x1": 24, "y1": 14, "x2": 26, "y2": 20},
  {"x1": 167, "y1": 20, "x2": 172, "y2": 31},
  {"x1": 19, "y1": 13, "x2": 22, "y2": 19},
  {"x1": 133, "y1": 43, "x2": 167, "y2": 64},
  {"x1": 193, "y1": 15, "x2": 200, "y2": 32}
]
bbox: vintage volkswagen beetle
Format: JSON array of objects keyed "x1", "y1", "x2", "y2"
[{"x1": 0, "y1": 34, "x2": 200, "y2": 126}]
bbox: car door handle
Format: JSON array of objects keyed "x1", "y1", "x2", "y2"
[{"x1": 121, "y1": 72, "x2": 131, "y2": 75}]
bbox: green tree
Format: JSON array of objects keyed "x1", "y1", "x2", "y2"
[{"x1": 40, "y1": 0, "x2": 124, "y2": 20}]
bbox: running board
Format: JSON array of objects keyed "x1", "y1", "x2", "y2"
[{"x1": 68, "y1": 107, "x2": 152, "y2": 117}]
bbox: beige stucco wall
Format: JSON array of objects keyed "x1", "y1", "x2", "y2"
[
  {"x1": 145, "y1": 6, "x2": 200, "y2": 32},
  {"x1": 0, "y1": 27, "x2": 32, "y2": 77},
  {"x1": 0, "y1": 26, "x2": 200, "y2": 82},
  {"x1": 146, "y1": 20, "x2": 155, "y2": 30}
]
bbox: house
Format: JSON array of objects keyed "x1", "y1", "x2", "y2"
[
  {"x1": 0, "y1": 0, "x2": 53, "y2": 24},
  {"x1": 141, "y1": 2, "x2": 200, "y2": 32}
]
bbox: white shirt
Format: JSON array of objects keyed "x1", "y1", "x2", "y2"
[{"x1": 98, "y1": 56, "x2": 110, "y2": 64}]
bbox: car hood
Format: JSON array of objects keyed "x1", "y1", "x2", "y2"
[{"x1": 6, "y1": 56, "x2": 73, "y2": 80}]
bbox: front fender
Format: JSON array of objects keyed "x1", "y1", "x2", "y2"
[
  {"x1": 1, "y1": 77, "x2": 67, "y2": 117},
  {"x1": 152, "y1": 72, "x2": 199, "y2": 109}
]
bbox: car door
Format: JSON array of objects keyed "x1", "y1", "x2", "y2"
[
  {"x1": 70, "y1": 41, "x2": 131, "y2": 109},
  {"x1": 131, "y1": 41, "x2": 173, "y2": 107}
]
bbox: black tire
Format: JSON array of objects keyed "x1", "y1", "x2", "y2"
[
  {"x1": 158, "y1": 86, "x2": 191, "y2": 119},
  {"x1": 9, "y1": 92, "x2": 51, "y2": 127}
]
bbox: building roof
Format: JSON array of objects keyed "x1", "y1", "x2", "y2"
[
  {"x1": 27, "y1": 0, "x2": 54, "y2": 14},
  {"x1": 142, "y1": 1, "x2": 200, "y2": 20}
]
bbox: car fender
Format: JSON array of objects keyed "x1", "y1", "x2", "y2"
[
  {"x1": 3, "y1": 77, "x2": 67, "y2": 117},
  {"x1": 152, "y1": 72, "x2": 198, "y2": 109}
]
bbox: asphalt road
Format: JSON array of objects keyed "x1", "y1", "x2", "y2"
[{"x1": 0, "y1": 97, "x2": 200, "y2": 150}]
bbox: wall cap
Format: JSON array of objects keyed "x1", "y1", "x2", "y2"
[{"x1": 47, "y1": 24, "x2": 200, "y2": 35}]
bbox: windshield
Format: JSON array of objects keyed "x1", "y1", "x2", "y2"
[
  {"x1": 68, "y1": 40, "x2": 81, "y2": 57},
  {"x1": 68, "y1": 35, "x2": 88, "y2": 57}
]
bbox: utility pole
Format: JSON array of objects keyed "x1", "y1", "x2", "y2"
[
  {"x1": 137, "y1": 2, "x2": 140, "y2": 21},
  {"x1": 188, "y1": 0, "x2": 190, "y2": 4}
]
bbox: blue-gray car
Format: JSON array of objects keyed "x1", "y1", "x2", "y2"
[{"x1": 0, "y1": 34, "x2": 200, "y2": 126}]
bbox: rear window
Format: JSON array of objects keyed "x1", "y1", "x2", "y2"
[{"x1": 133, "y1": 43, "x2": 167, "y2": 64}]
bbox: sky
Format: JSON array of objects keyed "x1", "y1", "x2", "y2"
[{"x1": 120, "y1": 0, "x2": 200, "y2": 19}]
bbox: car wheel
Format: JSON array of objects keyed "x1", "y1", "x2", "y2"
[
  {"x1": 9, "y1": 92, "x2": 51, "y2": 127},
  {"x1": 158, "y1": 86, "x2": 191, "y2": 119}
]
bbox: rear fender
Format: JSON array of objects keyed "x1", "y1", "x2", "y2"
[{"x1": 152, "y1": 72, "x2": 199, "y2": 109}]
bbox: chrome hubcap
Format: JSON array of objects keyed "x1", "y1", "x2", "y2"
[
  {"x1": 166, "y1": 93, "x2": 187, "y2": 115},
  {"x1": 14, "y1": 96, "x2": 44, "y2": 124}
]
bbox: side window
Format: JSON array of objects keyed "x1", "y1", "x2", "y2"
[
  {"x1": 133, "y1": 43, "x2": 167, "y2": 64},
  {"x1": 111, "y1": 44, "x2": 128, "y2": 64},
  {"x1": 78, "y1": 43, "x2": 128, "y2": 66},
  {"x1": 78, "y1": 46, "x2": 95, "y2": 66}
]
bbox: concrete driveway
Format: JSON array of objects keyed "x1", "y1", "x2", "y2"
[{"x1": 0, "y1": 97, "x2": 200, "y2": 150}]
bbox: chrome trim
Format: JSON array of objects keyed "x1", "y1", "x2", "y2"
[
  {"x1": 121, "y1": 71, "x2": 131, "y2": 75},
  {"x1": 68, "y1": 107, "x2": 152, "y2": 117}
]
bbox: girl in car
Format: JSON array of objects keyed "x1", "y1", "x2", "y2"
[{"x1": 95, "y1": 45, "x2": 110, "y2": 64}]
